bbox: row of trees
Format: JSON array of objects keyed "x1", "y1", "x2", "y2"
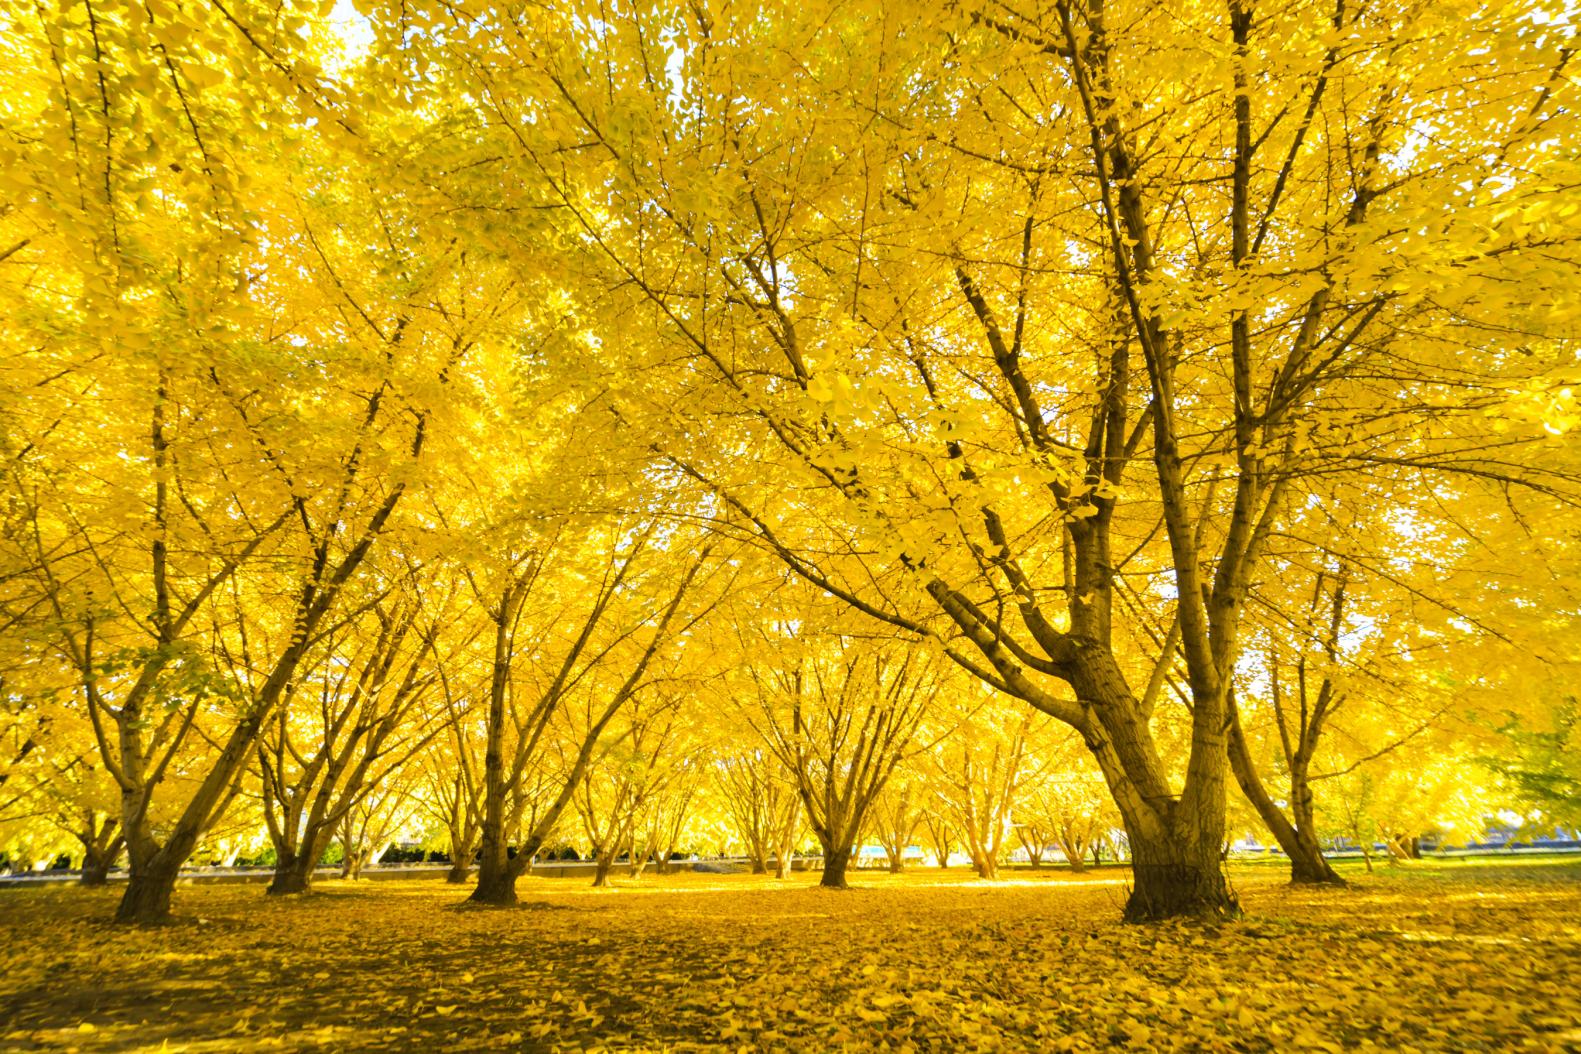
[{"x1": 2, "y1": 0, "x2": 1578, "y2": 924}]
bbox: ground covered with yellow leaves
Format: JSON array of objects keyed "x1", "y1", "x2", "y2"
[{"x1": 1, "y1": 859, "x2": 1578, "y2": 1052}]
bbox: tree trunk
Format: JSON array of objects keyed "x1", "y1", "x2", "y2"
[
  {"x1": 115, "y1": 854, "x2": 181, "y2": 924},
  {"x1": 888, "y1": 853, "x2": 904, "y2": 874},
  {"x1": 749, "y1": 854, "x2": 768, "y2": 875},
  {"x1": 269, "y1": 825, "x2": 333, "y2": 895},
  {"x1": 469, "y1": 857, "x2": 522, "y2": 905},
  {"x1": 470, "y1": 583, "x2": 519, "y2": 906},
  {"x1": 446, "y1": 859, "x2": 472, "y2": 883},
  {"x1": 1124, "y1": 832, "x2": 1238, "y2": 923},
  {"x1": 1227, "y1": 705, "x2": 1345, "y2": 886},
  {"x1": 592, "y1": 855, "x2": 614, "y2": 888},
  {"x1": 974, "y1": 853, "x2": 998, "y2": 880},
  {"x1": 267, "y1": 853, "x2": 315, "y2": 895},
  {"x1": 80, "y1": 834, "x2": 124, "y2": 887},
  {"x1": 819, "y1": 846, "x2": 851, "y2": 889},
  {"x1": 1287, "y1": 827, "x2": 1345, "y2": 884},
  {"x1": 1062, "y1": 841, "x2": 1088, "y2": 874},
  {"x1": 774, "y1": 852, "x2": 791, "y2": 879}
]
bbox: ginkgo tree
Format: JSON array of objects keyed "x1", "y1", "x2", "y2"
[
  {"x1": 1, "y1": 0, "x2": 1579, "y2": 940},
  {"x1": 388, "y1": 0, "x2": 1581, "y2": 920}
]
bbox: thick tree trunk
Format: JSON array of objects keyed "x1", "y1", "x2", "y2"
[
  {"x1": 1064, "y1": 649, "x2": 1238, "y2": 921},
  {"x1": 267, "y1": 854, "x2": 315, "y2": 895},
  {"x1": 469, "y1": 857, "x2": 521, "y2": 905},
  {"x1": 592, "y1": 855, "x2": 614, "y2": 888},
  {"x1": 1062, "y1": 841, "x2": 1088, "y2": 874},
  {"x1": 1124, "y1": 832, "x2": 1239, "y2": 922},
  {"x1": 269, "y1": 824, "x2": 334, "y2": 894},
  {"x1": 887, "y1": 854, "x2": 904, "y2": 874},
  {"x1": 819, "y1": 846, "x2": 851, "y2": 889},
  {"x1": 115, "y1": 854, "x2": 181, "y2": 924},
  {"x1": 774, "y1": 852, "x2": 791, "y2": 880},
  {"x1": 446, "y1": 860, "x2": 472, "y2": 883},
  {"x1": 973, "y1": 853, "x2": 998, "y2": 880},
  {"x1": 749, "y1": 855, "x2": 768, "y2": 875}
]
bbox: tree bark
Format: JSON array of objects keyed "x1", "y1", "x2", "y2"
[
  {"x1": 470, "y1": 854, "x2": 523, "y2": 905},
  {"x1": 80, "y1": 833, "x2": 124, "y2": 886},
  {"x1": 1227, "y1": 697, "x2": 1345, "y2": 886},
  {"x1": 115, "y1": 853, "x2": 181, "y2": 924},
  {"x1": 819, "y1": 846, "x2": 852, "y2": 889},
  {"x1": 592, "y1": 855, "x2": 614, "y2": 887},
  {"x1": 268, "y1": 862, "x2": 312, "y2": 895},
  {"x1": 1123, "y1": 831, "x2": 1238, "y2": 923},
  {"x1": 973, "y1": 851, "x2": 998, "y2": 880},
  {"x1": 268, "y1": 825, "x2": 334, "y2": 894}
]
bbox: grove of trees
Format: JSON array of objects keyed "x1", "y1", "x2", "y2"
[{"x1": 1, "y1": 0, "x2": 1578, "y2": 925}]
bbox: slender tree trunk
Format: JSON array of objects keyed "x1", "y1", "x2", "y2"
[
  {"x1": 749, "y1": 854, "x2": 767, "y2": 874},
  {"x1": 80, "y1": 834, "x2": 124, "y2": 886},
  {"x1": 1227, "y1": 707, "x2": 1345, "y2": 886},
  {"x1": 819, "y1": 845, "x2": 852, "y2": 889},
  {"x1": 444, "y1": 822, "x2": 476, "y2": 882},
  {"x1": 774, "y1": 851, "x2": 791, "y2": 880}
]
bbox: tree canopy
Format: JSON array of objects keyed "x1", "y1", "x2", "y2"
[{"x1": 1, "y1": 0, "x2": 1578, "y2": 927}]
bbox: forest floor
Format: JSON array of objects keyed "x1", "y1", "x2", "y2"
[{"x1": 0, "y1": 858, "x2": 1578, "y2": 1052}]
